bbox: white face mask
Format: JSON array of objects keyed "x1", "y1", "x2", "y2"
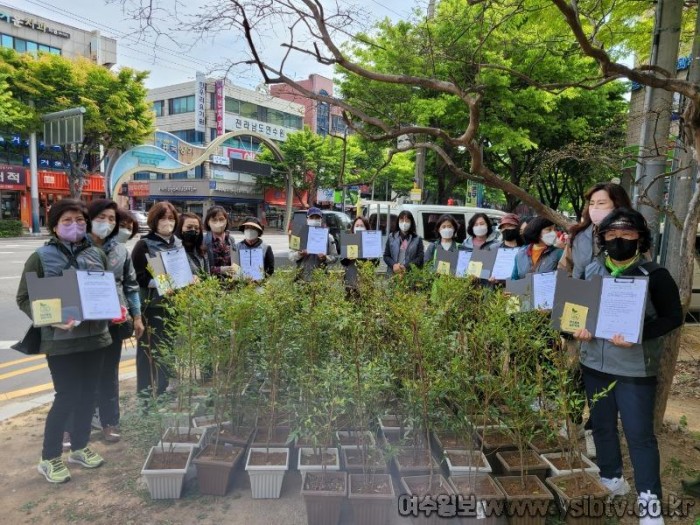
[
  {"x1": 209, "y1": 220, "x2": 226, "y2": 234},
  {"x1": 439, "y1": 228, "x2": 454, "y2": 240},
  {"x1": 157, "y1": 219, "x2": 175, "y2": 237},
  {"x1": 354, "y1": 225, "x2": 366, "y2": 232},
  {"x1": 473, "y1": 225, "x2": 488, "y2": 237},
  {"x1": 114, "y1": 229, "x2": 132, "y2": 244},
  {"x1": 307, "y1": 219, "x2": 322, "y2": 227},
  {"x1": 244, "y1": 228, "x2": 259, "y2": 241},
  {"x1": 399, "y1": 221, "x2": 411, "y2": 232},
  {"x1": 541, "y1": 231, "x2": 558, "y2": 246},
  {"x1": 92, "y1": 220, "x2": 115, "y2": 240}
]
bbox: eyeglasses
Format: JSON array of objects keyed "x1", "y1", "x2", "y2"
[{"x1": 59, "y1": 217, "x2": 86, "y2": 225}]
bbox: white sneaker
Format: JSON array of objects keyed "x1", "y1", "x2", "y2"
[
  {"x1": 638, "y1": 491, "x2": 664, "y2": 525},
  {"x1": 601, "y1": 476, "x2": 631, "y2": 497},
  {"x1": 584, "y1": 429, "x2": 597, "y2": 458}
]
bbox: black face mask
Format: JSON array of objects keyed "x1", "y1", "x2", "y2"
[
  {"x1": 501, "y1": 229, "x2": 520, "y2": 242},
  {"x1": 605, "y1": 238, "x2": 639, "y2": 261},
  {"x1": 181, "y1": 230, "x2": 201, "y2": 246}
]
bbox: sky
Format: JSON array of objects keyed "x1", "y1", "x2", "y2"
[{"x1": 8, "y1": 0, "x2": 418, "y2": 89}]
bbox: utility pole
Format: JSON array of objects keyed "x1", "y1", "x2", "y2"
[
  {"x1": 632, "y1": 0, "x2": 683, "y2": 258},
  {"x1": 28, "y1": 101, "x2": 40, "y2": 235}
]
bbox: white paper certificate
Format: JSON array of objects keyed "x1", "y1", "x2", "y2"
[
  {"x1": 361, "y1": 230, "x2": 383, "y2": 259},
  {"x1": 75, "y1": 270, "x2": 121, "y2": 320},
  {"x1": 306, "y1": 226, "x2": 329, "y2": 255},
  {"x1": 533, "y1": 271, "x2": 557, "y2": 309},
  {"x1": 595, "y1": 277, "x2": 648, "y2": 343},
  {"x1": 240, "y1": 248, "x2": 264, "y2": 280},
  {"x1": 455, "y1": 251, "x2": 473, "y2": 277},
  {"x1": 161, "y1": 249, "x2": 194, "y2": 289},
  {"x1": 492, "y1": 248, "x2": 519, "y2": 280}
]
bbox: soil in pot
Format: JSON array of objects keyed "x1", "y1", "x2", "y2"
[
  {"x1": 350, "y1": 474, "x2": 393, "y2": 494},
  {"x1": 546, "y1": 472, "x2": 609, "y2": 525},
  {"x1": 548, "y1": 456, "x2": 589, "y2": 471},
  {"x1": 528, "y1": 433, "x2": 565, "y2": 454},
  {"x1": 451, "y1": 474, "x2": 503, "y2": 499},
  {"x1": 299, "y1": 449, "x2": 338, "y2": 468},
  {"x1": 496, "y1": 475, "x2": 554, "y2": 525},
  {"x1": 336, "y1": 430, "x2": 375, "y2": 448},
  {"x1": 162, "y1": 428, "x2": 203, "y2": 444},
  {"x1": 434, "y1": 431, "x2": 473, "y2": 450},
  {"x1": 394, "y1": 447, "x2": 440, "y2": 476},
  {"x1": 446, "y1": 449, "x2": 489, "y2": 468},
  {"x1": 476, "y1": 428, "x2": 516, "y2": 473},
  {"x1": 248, "y1": 450, "x2": 288, "y2": 466},
  {"x1": 194, "y1": 444, "x2": 243, "y2": 496},
  {"x1": 215, "y1": 424, "x2": 256, "y2": 446},
  {"x1": 196, "y1": 443, "x2": 243, "y2": 462},
  {"x1": 301, "y1": 471, "x2": 347, "y2": 525},
  {"x1": 252, "y1": 426, "x2": 292, "y2": 447},
  {"x1": 147, "y1": 451, "x2": 190, "y2": 470},
  {"x1": 342, "y1": 447, "x2": 387, "y2": 473},
  {"x1": 496, "y1": 450, "x2": 549, "y2": 482}
]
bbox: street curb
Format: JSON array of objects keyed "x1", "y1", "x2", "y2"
[{"x1": 0, "y1": 371, "x2": 136, "y2": 423}]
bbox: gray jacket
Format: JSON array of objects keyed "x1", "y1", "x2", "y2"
[
  {"x1": 571, "y1": 225, "x2": 597, "y2": 279},
  {"x1": 579, "y1": 258, "x2": 679, "y2": 378},
  {"x1": 462, "y1": 231, "x2": 500, "y2": 252},
  {"x1": 103, "y1": 238, "x2": 141, "y2": 317},
  {"x1": 424, "y1": 239, "x2": 459, "y2": 271},
  {"x1": 383, "y1": 232, "x2": 424, "y2": 275},
  {"x1": 512, "y1": 245, "x2": 562, "y2": 280}
]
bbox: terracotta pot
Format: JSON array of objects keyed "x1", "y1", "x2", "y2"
[
  {"x1": 348, "y1": 473, "x2": 395, "y2": 525},
  {"x1": 545, "y1": 471, "x2": 610, "y2": 525},
  {"x1": 450, "y1": 473, "x2": 507, "y2": 525},
  {"x1": 495, "y1": 450, "x2": 549, "y2": 482},
  {"x1": 300, "y1": 471, "x2": 347, "y2": 525},
  {"x1": 494, "y1": 475, "x2": 554, "y2": 525},
  {"x1": 193, "y1": 443, "x2": 244, "y2": 496}
]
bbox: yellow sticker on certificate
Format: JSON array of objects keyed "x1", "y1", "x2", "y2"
[
  {"x1": 560, "y1": 302, "x2": 589, "y2": 333},
  {"x1": 467, "y1": 261, "x2": 483, "y2": 277},
  {"x1": 436, "y1": 260, "x2": 451, "y2": 275},
  {"x1": 290, "y1": 235, "x2": 301, "y2": 250},
  {"x1": 31, "y1": 298, "x2": 62, "y2": 326},
  {"x1": 347, "y1": 245, "x2": 359, "y2": 259}
]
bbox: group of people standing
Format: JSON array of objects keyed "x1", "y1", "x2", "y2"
[{"x1": 15, "y1": 183, "x2": 684, "y2": 525}]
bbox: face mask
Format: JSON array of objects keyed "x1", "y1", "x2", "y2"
[
  {"x1": 399, "y1": 221, "x2": 411, "y2": 232},
  {"x1": 589, "y1": 208, "x2": 612, "y2": 226},
  {"x1": 56, "y1": 222, "x2": 86, "y2": 243},
  {"x1": 439, "y1": 228, "x2": 454, "y2": 239},
  {"x1": 354, "y1": 225, "x2": 366, "y2": 232},
  {"x1": 605, "y1": 237, "x2": 639, "y2": 261},
  {"x1": 541, "y1": 231, "x2": 558, "y2": 246},
  {"x1": 209, "y1": 221, "x2": 226, "y2": 233},
  {"x1": 501, "y1": 229, "x2": 520, "y2": 242},
  {"x1": 91, "y1": 220, "x2": 115, "y2": 240},
  {"x1": 473, "y1": 225, "x2": 488, "y2": 237},
  {"x1": 115, "y1": 229, "x2": 132, "y2": 244},
  {"x1": 157, "y1": 219, "x2": 175, "y2": 237},
  {"x1": 181, "y1": 230, "x2": 200, "y2": 244},
  {"x1": 307, "y1": 219, "x2": 322, "y2": 227},
  {"x1": 244, "y1": 229, "x2": 259, "y2": 241}
]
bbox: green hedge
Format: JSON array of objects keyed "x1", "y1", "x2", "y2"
[{"x1": 0, "y1": 220, "x2": 25, "y2": 237}]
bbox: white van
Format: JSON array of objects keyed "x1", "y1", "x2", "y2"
[{"x1": 362, "y1": 202, "x2": 507, "y2": 244}]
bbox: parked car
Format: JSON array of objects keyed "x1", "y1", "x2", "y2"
[
  {"x1": 288, "y1": 209, "x2": 353, "y2": 250},
  {"x1": 130, "y1": 210, "x2": 149, "y2": 232}
]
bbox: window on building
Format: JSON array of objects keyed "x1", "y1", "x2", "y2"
[
  {"x1": 240, "y1": 101, "x2": 258, "y2": 120},
  {"x1": 225, "y1": 97, "x2": 240, "y2": 114},
  {"x1": 210, "y1": 128, "x2": 217, "y2": 141},
  {"x1": 14, "y1": 38, "x2": 26, "y2": 53},
  {"x1": 26, "y1": 41, "x2": 37, "y2": 54},
  {"x1": 168, "y1": 95, "x2": 195, "y2": 114},
  {"x1": 1, "y1": 34, "x2": 13, "y2": 49},
  {"x1": 38, "y1": 44, "x2": 50, "y2": 53},
  {"x1": 152, "y1": 100, "x2": 165, "y2": 117},
  {"x1": 171, "y1": 129, "x2": 204, "y2": 144},
  {"x1": 49, "y1": 47, "x2": 61, "y2": 55},
  {"x1": 210, "y1": 92, "x2": 216, "y2": 110}
]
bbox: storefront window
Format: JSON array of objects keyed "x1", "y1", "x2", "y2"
[{"x1": 0, "y1": 191, "x2": 20, "y2": 220}]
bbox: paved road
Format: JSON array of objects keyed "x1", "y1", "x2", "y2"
[{"x1": 0, "y1": 232, "x2": 293, "y2": 413}]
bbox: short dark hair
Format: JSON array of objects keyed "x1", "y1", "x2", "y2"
[
  {"x1": 522, "y1": 216, "x2": 555, "y2": 245},
  {"x1": 47, "y1": 198, "x2": 89, "y2": 235},
  {"x1": 467, "y1": 213, "x2": 493, "y2": 238},
  {"x1": 176, "y1": 212, "x2": 206, "y2": 255},
  {"x1": 352, "y1": 216, "x2": 370, "y2": 233},
  {"x1": 117, "y1": 208, "x2": 139, "y2": 240},
  {"x1": 87, "y1": 198, "x2": 119, "y2": 240},
  {"x1": 203, "y1": 206, "x2": 230, "y2": 231},
  {"x1": 146, "y1": 201, "x2": 179, "y2": 232},
  {"x1": 396, "y1": 210, "x2": 417, "y2": 236},
  {"x1": 433, "y1": 214, "x2": 459, "y2": 237},
  {"x1": 596, "y1": 207, "x2": 651, "y2": 254}
]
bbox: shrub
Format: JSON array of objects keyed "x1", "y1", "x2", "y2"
[{"x1": 0, "y1": 219, "x2": 24, "y2": 237}]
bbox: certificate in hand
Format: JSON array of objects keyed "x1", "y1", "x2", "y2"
[
  {"x1": 533, "y1": 271, "x2": 557, "y2": 310},
  {"x1": 492, "y1": 248, "x2": 519, "y2": 280},
  {"x1": 454, "y1": 250, "x2": 472, "y2": 277},
  {"x1": 240, "y1": 248, "x2": 265, "y2": 280},
  {"x1": 75, "y1": 271, "x2": 121, "y2": 320},
  {"x1": 594, "y1": 277, "x2": 648, "y2": 344},
  {"x1": 306, "y1": 226, "x2": 329, "y2": 255},
  {"x1": 160, "y1": 248, "x2": 195, "y2": 290},
  {"x1": 361, "y1": 231, "x2": 383, "y2": 259}
]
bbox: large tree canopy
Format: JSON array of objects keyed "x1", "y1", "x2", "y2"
[{"x1": 0, "y1": 48, "x2": 154, "y2": 197}]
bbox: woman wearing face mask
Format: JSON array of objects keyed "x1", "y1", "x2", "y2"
[
  {"x1": 236, "y1": 216, "x2": 274, "y2": 280},
  {"x1": 424, "y1": 214, "x2": 460, "y2": 271},
  {"x1": 175, "y1": 212, "x2": 209, "y2": 275},
  {"x1": 383, "y1": 210, "x2": 424, "y2": 276},
  {"x1": 202, "y1": 206, "x2": 237, "y2": 278},
  {"x1": 16, "y1": 199, "x2": 111, "y2": 483},
  {"x1": 491, "y1": 213, "x2": 523, "y2": 250},
  {"x1": 114, "y1": 209, "x2": 139, "y2": 245},
  {"x1": 340, "y1": 216, "x2": 379, "y2": 288},
  {"x1": 289, "y1": 207, "x2": 338, "y2": 281},
  {"x1": 511, "y1": 216, "x2": 563, "y2": 280},
  {"x1": 130, "y1": 201, "x2": 181, "y2": 398},
  {"x1": 560, "y1": 182, "x2": 633, "y2": 279},
  {"x1": 87, "y1": 199, "x2": 144, "y2": 444},
  {"x1": 463, "y1": 213, "x2": 499, "y2": 252},
  {"x1": 573, "y1": 208, "x2": 682, "y2": 517}
]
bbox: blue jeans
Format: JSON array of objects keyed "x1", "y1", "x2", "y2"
[{"x1": 583, "y1": 367, "x2": 661, "y2": 497}]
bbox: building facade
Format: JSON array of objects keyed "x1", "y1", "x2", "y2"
[
  {"x1": 0, "y1": 4, "x2": 117, "y2": 226},
  {"x1": 136, "y1": 78, "x2": 305, "y2": 226}
]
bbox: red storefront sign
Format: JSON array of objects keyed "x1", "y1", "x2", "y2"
[
  {"x1": 264, "y1": 187, "x2": 308, "y2": 207},
  {"x1": 128, "y1": 181, "x2": 150, "y2": 197},
  {"x1": 38, "y1": 171, "x2": 105, "y2": 192},
  {"x1": 215, "y1": 80, "x2": 225, "y2": 137},
  {"x1": 0, "y1": 165, "x2": 25, "y2": 190}
]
